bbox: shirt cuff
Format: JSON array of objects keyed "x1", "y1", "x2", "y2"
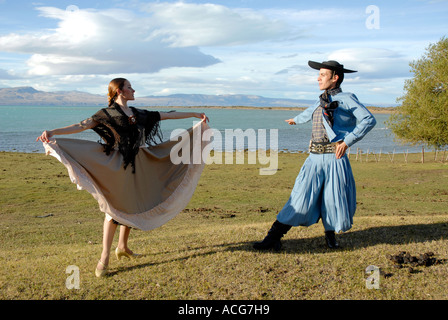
[{"x1": 343, "y1": 133, "x2": 356, "y2": 148}]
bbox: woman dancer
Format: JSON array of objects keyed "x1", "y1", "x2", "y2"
[{"x1": 37, "y1": 78, "x2": 210, "y2": 277}]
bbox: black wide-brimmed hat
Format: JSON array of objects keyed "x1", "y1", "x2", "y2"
[{"x1": 308, "y1": 60, "x2": 357, "y2": 73}]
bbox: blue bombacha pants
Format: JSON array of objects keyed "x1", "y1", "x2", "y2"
[{"x1": 276, "y1": 153, "x2": 356, "y2": 233}]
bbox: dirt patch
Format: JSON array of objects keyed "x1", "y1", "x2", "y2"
[{"x1": 387, "y1": 251, "x2": 446, "y2": 273}]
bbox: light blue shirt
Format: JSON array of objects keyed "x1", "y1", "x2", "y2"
[{"x1": 293, "y1": 91, "x2": 377, "y2": 147}]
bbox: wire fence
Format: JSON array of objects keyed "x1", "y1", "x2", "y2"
[{"x1": 347, "y1": 147, "x2": 448, "y2": 164}]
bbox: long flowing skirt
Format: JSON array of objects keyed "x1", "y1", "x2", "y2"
[
  {"x1": 43, "y1": 121, "x2": 212, "y2": 231},
  {"x1": 276, "y1": 153, "x2": 356, "y2": 233}
]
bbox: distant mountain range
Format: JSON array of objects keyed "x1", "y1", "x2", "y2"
[{"x1": 0, "y1": 86, "x2": 316, "y2": 108}]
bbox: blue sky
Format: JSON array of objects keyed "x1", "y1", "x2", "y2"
[{"x1": 0, "y1": 0, "x2": 447, "y2": 105}]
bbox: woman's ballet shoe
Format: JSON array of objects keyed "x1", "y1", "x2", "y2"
[
  {"x1": 115, "y1": 247, "x2": 141, "y2": 260},
  {"x1": 95, "y1": 260, "x2": 108, "y2": 278}
]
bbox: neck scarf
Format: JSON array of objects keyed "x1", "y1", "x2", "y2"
[{"x1": 319, "y1": 87, "x2": 341, "y2": 127}]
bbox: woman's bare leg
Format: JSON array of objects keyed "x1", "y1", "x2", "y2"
[
  {"x1": 97, "y1": 217, "x2": 118, "y2": 270},
  {"x1": 118, "y1": 225, "x2": 133, "y2": 254}
]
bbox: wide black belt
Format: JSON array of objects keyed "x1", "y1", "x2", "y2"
[{"x1": 309, "y1": 141, "x2": 337, "y2": 154}]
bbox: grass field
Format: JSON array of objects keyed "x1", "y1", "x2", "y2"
[{"x1": 1, "y1": 150, "x2": 448, "y2": 300}]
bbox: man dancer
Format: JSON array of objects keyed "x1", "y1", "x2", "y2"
[{"x1": 254, "y1": 60, "x2": 376, "y2": 250}]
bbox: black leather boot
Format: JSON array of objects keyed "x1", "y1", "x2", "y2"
[
  {"x1": 253, "y1": 220, "x2": 292, "y2": 251},
  {"x1": 325, "y1": 231, "x2": 340, "y2": 249}
]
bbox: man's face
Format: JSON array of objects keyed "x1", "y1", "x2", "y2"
[{"x1": 317, "y1": 68, "x2": 338, "y2": 91}]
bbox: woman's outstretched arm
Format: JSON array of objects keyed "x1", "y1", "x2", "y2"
[
  {"x1": 36, "y1": 118, "x2": 98, "y2": 143},
  {"x1": 159, "y1": 111, "x2": 209, "y2": 122}
]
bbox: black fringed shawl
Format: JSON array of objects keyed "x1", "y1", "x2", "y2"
[{"x1": 90, "y1": 103, "x2": 162, "y2": 173}]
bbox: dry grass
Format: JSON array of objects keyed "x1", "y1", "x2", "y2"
[{"x1": 1, "y1": 151, "x2": 448, "y2": 300}]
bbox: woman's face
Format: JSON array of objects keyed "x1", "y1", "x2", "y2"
[{"x1": 119, "y1": 80, "x2": 135, "y2": 101}]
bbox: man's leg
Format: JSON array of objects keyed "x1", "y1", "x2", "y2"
[
  {"x1": 253, "y1": 220, "x2": 292, "y2": 251},
  {"x1": 253, "y1": 155, "x2": 323, "y2": 251},
  {"x1": 320, "y1": 154, "x2": 356, "y2": 248}
]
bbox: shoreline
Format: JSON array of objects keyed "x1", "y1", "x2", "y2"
[
  {"x1": 149, "y1": 105, "x2": 395, "y2": 114},
  {"x1": 1, "y1": 104, "x2": 394, "y2": 114}
]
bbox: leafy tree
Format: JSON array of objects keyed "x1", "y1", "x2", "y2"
[{"x1": 387, "y1": 36, "x2": 448, "y2": 149}]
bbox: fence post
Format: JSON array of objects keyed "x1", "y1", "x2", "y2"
[{"x1": 421, "y1": 146, "x2": 425, "y2": 164}]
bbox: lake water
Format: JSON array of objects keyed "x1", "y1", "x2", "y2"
[{"x1": 0, "y1": 105, "x2": 424, "y2": 154}]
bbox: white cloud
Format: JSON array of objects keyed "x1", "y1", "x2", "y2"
[
  {"x1": 328, "y1": 48, "x2": 411, "y2": 80},
  {"x1": 0, "y1": 5, "x2": 221, "y2": 76},
  {"x1": 142, "y1": 2, "x2": 290, "y2": 47},
  {"x1": 0, "y1": 68, "x2": 17, "y2": 79},
  {"x1": 0, "y1": 3, "x2": 292, "y2": 77}
]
